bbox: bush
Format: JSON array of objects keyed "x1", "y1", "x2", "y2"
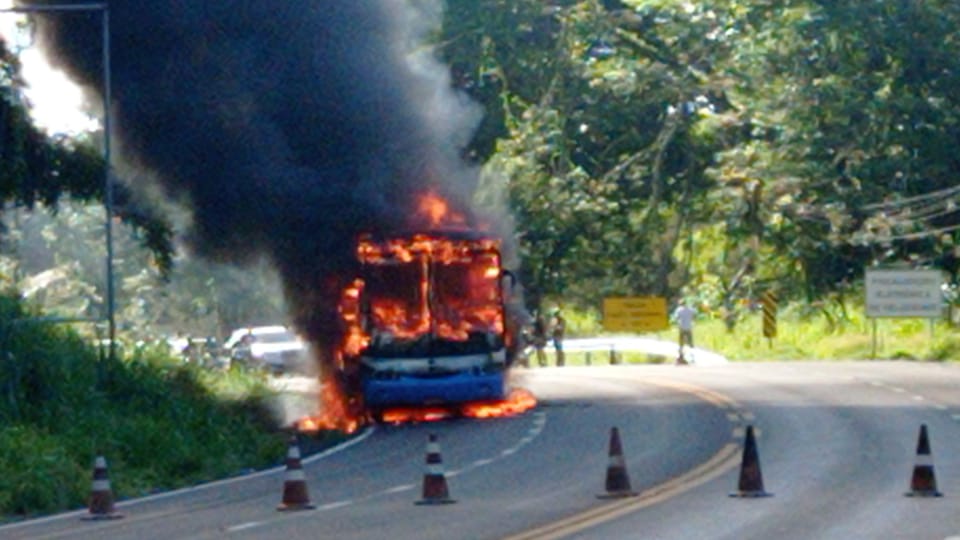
[
  {"x1": 0, "y1": 294, "x2": 289, "y2": 520},
  {"x1": 0, "y1": 427, "x2": 87, "y2": 516}
]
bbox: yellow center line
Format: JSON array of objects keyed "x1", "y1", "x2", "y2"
[{"x1": 502, "y1": 378, "x2": 745, "y2": 540}]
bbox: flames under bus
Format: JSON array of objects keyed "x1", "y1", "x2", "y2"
[{"x1": 339, "y1": 230, "x2": 516, "y2": 414}]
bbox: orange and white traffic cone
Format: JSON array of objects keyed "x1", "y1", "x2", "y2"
[
  {"x1": 415, "y1": 434, "x2": 456, "y2": 505},
  {"x1": 81, "y1": 455, "x2": 123, "y2": 520},
  {"x1": 597, "y1": 427, "x2": 637, "y2": 499},
  {"x1": 729, "y1": 425, "x2": 772, "y2": 498},
  {"x1": 905, "y1": 424, "x2": 942, "y2": 497},
  {"x1": 277, "y1": 435, "x2": 316, "y2": 511}
]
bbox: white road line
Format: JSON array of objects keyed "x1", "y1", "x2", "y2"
[
  {"x1": 933, "y1": 404, "x2": 948, "y2": 411},
  {"x1": 226, "y1": 522, "x2": 263, "y2": 532},
  {"x1": 472, "y1": 458, "x2": 495, "y2": 467},
  {"x1": 317, "y1": 500, "x2": 353, "y2": 511},
  {"x1": 913, "y1": 395, "x2": 925, "y2": 402},
  {"x1": 726, "y1": 413, "x2": 740, "y2": 422},
  {"x1": 383, "y1": 484, "x2": 415, "y2": 494},
  {"x1": 892, "y1": 387, "x2": 907, "y2": 394},
  {"x1": 951, "y1": 414, "x2": 960, "y2": 422}
]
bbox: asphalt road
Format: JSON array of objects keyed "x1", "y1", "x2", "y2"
[{"x1": 3, "y1": 362, "x2": 959, "y2": 540}]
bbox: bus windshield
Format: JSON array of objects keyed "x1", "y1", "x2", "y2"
[{"x1": 361, "y1": 248, "x2": 504, "y2": 358}]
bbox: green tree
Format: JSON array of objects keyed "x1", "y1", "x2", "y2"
[
  {"x1": 441, "y1": 1, "x2": 743, "y2": 309},
  {"x1": 710, "y1": 1, "x2": 960, "y2": 307},
  {"x1": 1, "y1": 38, "x2": 173, "y2": 273},
  {"x1": 441, "y1": 1, "x2": 960, "y2": 323}
]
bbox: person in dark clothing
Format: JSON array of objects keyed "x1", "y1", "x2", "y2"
[
  {"x1": 551, "y1": 309, "x2": 566, "y2": 367},
  {"x1": 532, "y1": 311, "x2": 548, "y2": 367}
]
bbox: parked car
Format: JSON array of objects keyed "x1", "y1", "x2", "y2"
[{"x1": 223, "y1": 326, "x2": 309, "y2": 374}]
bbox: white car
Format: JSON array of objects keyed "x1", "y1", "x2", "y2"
[{"x1": 224, "y1": 326, "x2": 309, "y2": 374}]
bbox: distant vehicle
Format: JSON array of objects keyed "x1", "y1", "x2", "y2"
[{"x1": 223, "y1": 326, "x2": 309, "y2": 375}]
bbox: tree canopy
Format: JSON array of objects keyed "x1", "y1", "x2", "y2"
[
  {"x1": 438, "y1": 0, "x2": 960, "y2": 320},
  {"x1": 4, "y1": 2, "x2": 960, "y2": 335},
  {"x1": 0, "y1": 37, "x2": 172, "y2": 272}
]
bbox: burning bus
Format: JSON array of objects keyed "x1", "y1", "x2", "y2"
[
  {"x1": 336, "y1": 229, "x2": 519, "y2": 416},
  {"x1": 289, "y1": 192, "x2": 536, "y2": 432}
]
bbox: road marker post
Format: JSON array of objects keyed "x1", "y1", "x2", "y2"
[
  {"x1": 905, "y1": 424, "x2": 942, "y2": 497},
  {"x1": 597, "y1": 427, "x2": 637, "y2": 499},
  {"x1": 82, "y1": 454, "x2": 124, "y2": 520},
  {"x1": 277, "y1": 435, "x2": 316, "y2": 511},
  {"x1": 729, "y1": 425, "x2": 772, "y2": 498},
  {"x1": 416, "y1": 434, "x2": 456, "y2": 505}
]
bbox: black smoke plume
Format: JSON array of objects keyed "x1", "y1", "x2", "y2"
[{"x1": 17, "y1": 1, "x2": 484, "y2": 354}]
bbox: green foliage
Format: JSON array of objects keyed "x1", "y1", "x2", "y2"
[
  {"x1": 0, "y1": 203, "x2": 287, "y2": 343},
  {"x1": 437, "y1": 1, "x2": 960, "y2": 316},
  {"x1": 7, "y1": 2, "x2": 960, "y2": 339},
  {"x1": 541, "y1": 299, "x2": 960, "y2": 364},
  {"x1": 0, "y1": 427, "x2": 86, "y2": 516},
  {"x1": 697, "y1": 305, "x2": 960, "y2": 362},
  {"x1": 0, "y1": 293, "x2": 289, "y2": 519},
  {"x1": 1, "y1": 38, "x2": 174, "y2": 274},
  {"x1": 445, "y1": 1, "x2": 728, "y2": 309}
]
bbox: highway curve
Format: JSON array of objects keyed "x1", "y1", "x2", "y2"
[{"x1": 2, "y1": 362, "x2": 959, "y2": 540}]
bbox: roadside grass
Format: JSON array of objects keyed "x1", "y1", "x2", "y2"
[
  {"x1": 545, "y1": 303, "x2": 960, "y2": 365},
  {"x1": 697, "y1": 311, "x2": 960, "y2": 361},
  {"x1": 0, "y1": 294, "x2": 345, "y2": 521}
]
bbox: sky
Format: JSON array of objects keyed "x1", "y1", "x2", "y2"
[{"x1": 0, "y1": 4, "x2": 98, "y2": 135}]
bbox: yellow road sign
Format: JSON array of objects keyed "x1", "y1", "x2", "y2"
[{"x1": 602, "y1": 296, "x2": 669, "y2": 333}]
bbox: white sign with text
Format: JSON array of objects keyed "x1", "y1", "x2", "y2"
[{"x1": 865, "y1": 269, "x2": 943, "y2": 318}]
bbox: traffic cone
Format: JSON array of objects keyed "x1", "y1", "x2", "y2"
[
  {"x1": 81, "y1": 455, "x2": 123, "y2": 520},
  {"x1": 729, "y1": 425, "x2": 772, "y2": 498},
  {"x1": 277, "y1": 435, "x2": 316, "y2": 511},
  {"x1": 597, "y1": 427, "x2": 637, "y2": 499},
  {"x1": 415, "y1": 434, "x2": 456, "y2": 505},
  {"x1": 905, "y1": 424, "x2": 942, "y2": 497}
]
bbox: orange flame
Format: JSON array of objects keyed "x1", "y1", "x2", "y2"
[
  {"x1": 350, "y1": 234, "x2": 505, "y2": 343},
  {"x1": 296, "y1": 375, "x2": 362, "y2": 434},
  {"x1": 416, "y1": 192, "x2": 466, "y2": 228},
  {"x1": 381, "y1": 407, "x2": 455, "y2": 424},
  {"x1": 301, "y1": 226, "x2": 518, "y2": 432},
  {"x1": 461, "y1": 388, "x2": 538, "y2": 419},
  {"x1": 338, "y1": 279, "x2": 370, "y2": 358},
  {"x1": 377, "y1": 388, "x2": 538, "y2": 425}
]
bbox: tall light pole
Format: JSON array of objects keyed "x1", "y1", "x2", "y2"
[{"x1": 1, "y1": 3, "x2": 115, "y2": 361}]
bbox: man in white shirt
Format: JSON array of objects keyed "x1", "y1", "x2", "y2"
[{"x1": 672, "y1": 300, "x2": 696, "y2": 365}]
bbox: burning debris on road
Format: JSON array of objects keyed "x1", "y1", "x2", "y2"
[{"x1": 18, "y1": 0, "x2": 533, "y2": 429}]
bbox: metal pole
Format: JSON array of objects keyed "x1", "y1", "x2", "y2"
[
  {"x1": 0, "y1": 4, "x2": 105, "y2": 13},
  {"x1": 1, "y1": 4, "x2": 113, "y2": 363},
  {"x1": 101, "y1": 7, "x2": 115, "y2": 364}
]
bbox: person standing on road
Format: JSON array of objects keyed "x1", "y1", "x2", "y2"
[
  {"x1": 672, "y1": 299, "x2": 696, "y2": 365},
  {"x1": 532, "y1": 311, "x2": 548, "y2": 367},
  {"x1": 551, "y1": 308, "x2": 566, "y2": 367}
]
